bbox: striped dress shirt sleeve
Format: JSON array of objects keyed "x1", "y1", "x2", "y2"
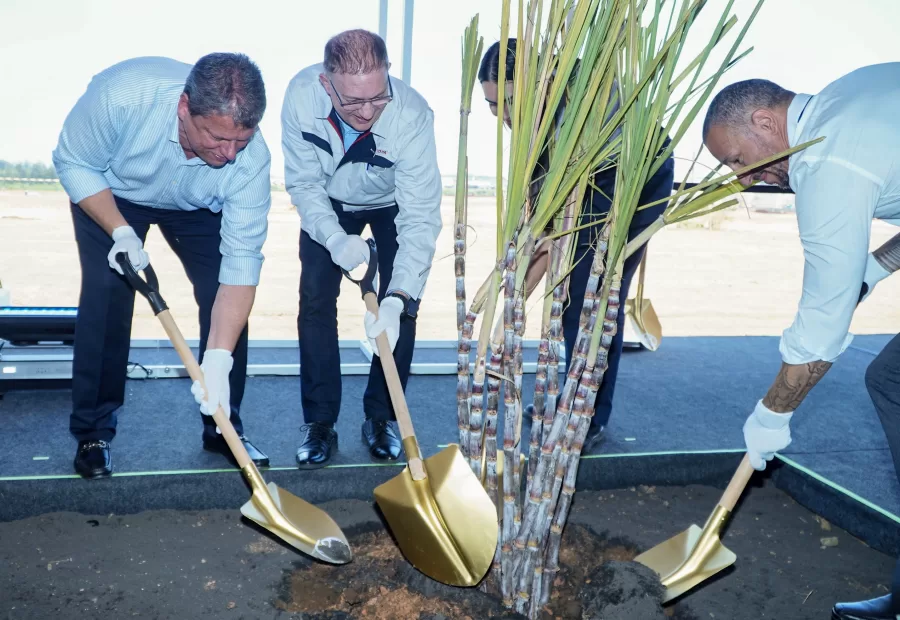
[
  {"x1": 220, "y1": 135, "x2": 272, "y2": 286},
  {"x1": 52, "y1": 73, "x2": 120, "y2": 204}
]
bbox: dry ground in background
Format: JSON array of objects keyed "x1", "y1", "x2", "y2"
[{"x1": 1, "y1": 189, "x2": 898, "y2": 342}]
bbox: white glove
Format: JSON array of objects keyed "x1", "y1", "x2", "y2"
[
  {"x1": 108, "y1": 225, "x2": 150, "y2": 275},
  {"x1": 324, "y1": 232, "x2": 369, "y2": 272},
  {"x1": 190, "y1": 349, "x2": 233, "y2": 419},
  {"x1": 743, "y1": 400, "x2": 793, "y2": 471},
  {"x1": 860, "y1": 252, "x2": 891, "y2": 303},
  {"x1": 365, "y1": 296, "x2": 404, "y2": 357}
]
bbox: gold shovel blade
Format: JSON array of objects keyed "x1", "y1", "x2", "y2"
[
  {"x1": 625, "y1": 298, "x2": 662, "y2": 351},
  {"x1": 375, "y1": 444, "x2": 499, "y2": 587},
  {"x1": 239, "y1": 467, "x2": 352, "y2": 565},
  {"x1": 634, "y1": 507, "x2": 736, "y2": 602}
]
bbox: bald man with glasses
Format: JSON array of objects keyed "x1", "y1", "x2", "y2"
[{"x1": 281, "y1": 29, "x2": 442, "y2": 468}]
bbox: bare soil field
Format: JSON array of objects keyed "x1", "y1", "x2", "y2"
[
  {"x1": 1, "y1": 189, "x2": 898, "y2": 342},
  {"x1": 1, "y1": 486, "x2": 892, "y2": 620}
]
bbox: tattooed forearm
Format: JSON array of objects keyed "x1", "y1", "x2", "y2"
[
  {"x1": 873, "y1": 232, "x2": 900, "y2": 273},
  {"x1": 762, "y1": 361, "x2": 833, "y2": 413}
]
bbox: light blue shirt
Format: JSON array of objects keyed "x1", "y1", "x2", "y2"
[
  {"x1": 335, "y1": 113, "x2": 363, "y2": 152},
  {"x1": 52, "y1": 56, "x2": 272, "y2": 287},
  {"x1": 780, "y1": 62, "x2": 900, "y2": 365}
]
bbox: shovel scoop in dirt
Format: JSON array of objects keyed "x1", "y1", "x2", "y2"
[
  {"x1": 343, "y1": 240, "x2": 498, "y2": 587},
  {"x1": 117, "y1": 254, "x2": 351, "y2": 565},
  {"x1": 634, "y1": 454, "x2": 755, "y2": 602}
]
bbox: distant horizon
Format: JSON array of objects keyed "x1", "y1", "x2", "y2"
[{"x1": 1, "y1": 1, "x2": 898, "y2": 181}]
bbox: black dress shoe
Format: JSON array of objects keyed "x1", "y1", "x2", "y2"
[
  {"x1": 832, "y1": 594, "x2": 898, "y2": 619},
  {"x1": 582, "y1": 424, "x2": 606, "y2": 453},
  {"x1": 203, "y1": 434, "x2": 269, "y2": 468},
  {"x1": 74, "y1": 440, "x2": 112, "y2": 479},
  {"x1": 296, "y1": 423, "x2": 337, "y2": 469},
  {"x1": 362, "y1": 418, "x2": 402, "y2": 461}
]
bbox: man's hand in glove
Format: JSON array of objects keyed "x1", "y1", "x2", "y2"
[
  {"x1": 325, "y1": 231, "x2": 369, "y2": 272},
  {"x1": 365, "y1": 296, "x2": 404, "y2": 356},
  {"x1": 108, "y1": 225, "x2": 150, "y2": 274},
  {"x1": 743, "y1": 400, "x2": 793, "y2": 471},
  {"x1": 190, "y1": 349, "x2": 234, "y2": 419}
]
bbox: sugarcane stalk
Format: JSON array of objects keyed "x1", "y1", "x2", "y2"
[
  {"x1": 485, "y1": 343, "x2": 502, "y2": 507},
  {"x1": 500, "y1": 241, "x2": 518, "y2": 603},
  {"x1": 528, "y1": 287, "x2": 551, "y2": 486},
  {"x1": 512, "y1": 296, "x2": 526, "y2": 527},
  {"x1": 453, "y1": 0, "x2": 792, "y2": 611},
  {"x1": 541, "y1": 252, "x2": 623, "y2": 608},
  {"x1": 468, "y1": 354, "x2": 485, "y2": 476},
  {"x1": 455, "y1": 17, "x2": 484, "y2": 459},
  {"x1": 457, "y1": 309, "x2": 474, "y2": 456}
]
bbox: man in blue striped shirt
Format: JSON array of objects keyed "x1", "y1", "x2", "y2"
[{"x1": 52, "y1": 53, "x2": 272, "y2": 478}]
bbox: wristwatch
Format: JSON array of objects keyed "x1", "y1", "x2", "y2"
[{"x1": 386, "y1": 290, "x2": 411, "y2": 316}]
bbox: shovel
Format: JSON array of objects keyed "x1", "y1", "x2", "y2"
[
  {"x1": 343, "y1": 240, "x2": 498, "y2": 587},
  {"x1": 624, "y1": 245, "x2": 662, "y2": 351},
  {"x1": 117, "y1": 254, "x2": 351, "y2": 565},
  {"x1": 634, "y1": 453, "x2": 755, "y2": 602}
]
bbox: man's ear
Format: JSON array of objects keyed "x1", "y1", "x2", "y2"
[
  {"x1": 177, "y1": 93, "x2": 190, "y2": 122},
  {"x1": 750, "y1": 108, "x2": 778, "y2": 135},
  {"x1": 318, "y1": 73, "x2": 331, "y2": 93}
]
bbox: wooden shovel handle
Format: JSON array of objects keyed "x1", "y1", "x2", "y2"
[
  {"x1": 158, "y1": 310, "x2": 251, "y2": 470},
  {"x1": 364, "y1": 292, "x2": 426, "y2": 480},
  {"x1": 718, "y1": 453, "x2": 755, "y2": 512}
]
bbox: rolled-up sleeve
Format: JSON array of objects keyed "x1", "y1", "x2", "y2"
[
  {"x1": 51, "y1": 75, "x2": 118, "y2": 203},
  {"x1": 281, "y1": 82, "x2": 342, "y2": 247},
  {"x1": 219, "y1": 136, "x2": 271, "y2": 286},
  {"x1": 389, "y1": 109, "x2": 443, "y2": 299},
  {"x1": 779, "y1": 159, "x2": 881, "y2": 364}
]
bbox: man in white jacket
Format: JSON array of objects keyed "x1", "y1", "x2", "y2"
[
  {"x1": 703, "y1": 64, "x2": 900, "y2": 620},
  {"x1": 282, "y1": 29, "x2": 442, "y2": 467}
]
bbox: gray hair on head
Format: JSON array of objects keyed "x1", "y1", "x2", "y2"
[
  {"x1": 702, "y1": 79, "x2": 795, "y2": 140},
  {"x1": 324, "y1": 29, "x2": 389, "y2": 75},
  {"x1": 183, "y1": 52, "x2": 266, "y2": 129}
]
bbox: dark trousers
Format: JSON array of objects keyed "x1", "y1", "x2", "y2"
[
  {"x1": 864, "y1": 331, "x2": 900, "y2": 608},
  {"x1": 70, "y1": 197, "x2": 248, "y2": 443},
  {"x1": 563, "y1": 156, "x2": 675, "y2": 428},
  {"x1": 298, "y1": 201, "x2": 419, "y2": 425}
]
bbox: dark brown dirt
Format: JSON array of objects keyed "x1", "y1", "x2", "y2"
[{"x1": 0, "y1": 484, "x2": 893, "y2": 619}]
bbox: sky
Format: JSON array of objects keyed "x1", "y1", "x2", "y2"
[{"x1": 1, "y1": 0, "x2": 899, "y2": 181}]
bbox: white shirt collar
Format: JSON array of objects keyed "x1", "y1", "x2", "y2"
[{"x1": 787, "y1": 93, "x2": 814, "y2": 148}]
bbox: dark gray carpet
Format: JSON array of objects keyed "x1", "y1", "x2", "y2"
[{"x1": 2, "y1": 334, "x2": 897, "y2": 526}]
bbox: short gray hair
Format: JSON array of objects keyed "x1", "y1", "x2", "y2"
[
  {"x1": 703, "y1": 79, "x2": 795, "y2": 140},
  {"x1": 324, "y1": 29, "x2": 389, "y2": 75},
  {"x1": 183, "y1": 53, "x2": 266, "y2": 129}
]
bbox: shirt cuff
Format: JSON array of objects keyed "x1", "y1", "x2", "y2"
[
  {"x1": 779, "y1": 329, "x2": 854, "y2": 365},
  {"x1": 219, "y1": 255, "x2": 263, "y2": 286},
  {"x1": 305, "y1": 213, "x2": 345, "y2": 248},
  {"x1": 387, "y1": 275, "x2": 424, "y2": 301},
  {"x1": 57, "y1": 168, "x2": 111, "y2": 204}
]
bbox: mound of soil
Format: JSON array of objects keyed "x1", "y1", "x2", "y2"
[{"x1": 274, "y1": 522, "x2": 668, "y2": 619}]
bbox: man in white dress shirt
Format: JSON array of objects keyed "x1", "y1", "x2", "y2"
[
  {"x1": 52, "y1": 53, "x2": 272, "y2": 479},
  {"x1": 703, "y1": 63, "x2": 900, "y2": 619}
]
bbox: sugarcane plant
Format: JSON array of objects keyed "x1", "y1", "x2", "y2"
[{"x1": 452, "y1": 0, "x2": 823, "y2": 617}]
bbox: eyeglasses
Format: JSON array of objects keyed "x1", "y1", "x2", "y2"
[{"x1": 328, "y1": 76, "x2": 393, "y2": 112}]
